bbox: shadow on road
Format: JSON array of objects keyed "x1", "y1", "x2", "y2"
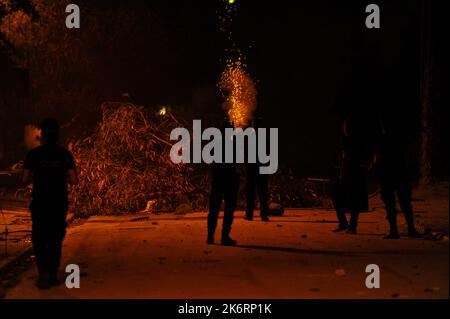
[
  {"x1": 234, "y1": 243, "x2": 440, "y2": 257},
  {"x1": 235, "y1": 244, "x2": 355, "y2": 256},
  {"x1": 267, "y1": 220, "x2": 377, "y2": 224}
]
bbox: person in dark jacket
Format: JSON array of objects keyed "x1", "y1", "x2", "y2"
[
  {"x1": 331, "y1": 117, "x2": 369, "y2": 234},
  {"x1": 22, "y1": 118, "x2": 78, "y2": 289}
]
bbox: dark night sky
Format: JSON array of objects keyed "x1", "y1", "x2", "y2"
[
  {"x1": 136, "y1": 0, "x2": 447, "y2": 178},
  {"x1": 2, "y1": 0, "x2": 448, "y2": 178}
]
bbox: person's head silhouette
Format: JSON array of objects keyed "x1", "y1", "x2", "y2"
[{"x1": 40, "y1": 118, "x2": 59, "y2": 145}]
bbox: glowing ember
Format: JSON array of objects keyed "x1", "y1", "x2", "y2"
[{"x1": 219, "y1": 60, "x2": 257, "y2": 128}]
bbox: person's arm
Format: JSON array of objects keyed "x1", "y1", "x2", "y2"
[
  {"x1": 66, "y1": 151, "x2": 78, "y2": 185},
  {"x1": 22, "y1": 152, "x2": 34, "y2": 184},
  {"x1": 22, "y1": 169, "x2": 33, "y2": 184},
  {"x1": 68, "y1": 168, "x2": 79, "y2": 185}
]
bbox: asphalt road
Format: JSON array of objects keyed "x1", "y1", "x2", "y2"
[{"x1": 4, "y1": 207, "x2": 448, "y2": 299}]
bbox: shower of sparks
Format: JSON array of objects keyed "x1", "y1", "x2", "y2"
[
  {"x1": 218, "y1": 0, "x2": 257, "y2": 128},
  {"x1": 219, "y1": 59, "x2": 256, "y2": 128}
]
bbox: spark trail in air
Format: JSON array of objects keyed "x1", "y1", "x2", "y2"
[{"x1": 218, "y1": 0, "x2": 257, "y2": 128}]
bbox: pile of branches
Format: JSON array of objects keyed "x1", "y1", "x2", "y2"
[
  {"x1": 268, "y1": 169, "x2": 326, "y2": 208},
  {"x1": 69, "y1": 102, "x2": 328, "y2": 216},
  {"x1": 187, "y1": 168, "x2": 327, "y2": 211},
  {"x1": 70, "y1": 102, "x2": 194, "y2": 216}
]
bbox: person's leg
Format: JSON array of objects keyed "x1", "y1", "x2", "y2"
[
  {"x1": 256, "y1": 174, "x2": 270, "y2": 221},
  {"x1": 348, "y1": 166, "x2": 370, "y2": 234},
  {"x1": 245, "y1": 172, "x2": 256, "y2": 220},
  {"x1": 32, "y1": 227, "x2": 53, "y2": 289},
  {"x1": 348, "y1": 210, "x2": 359, "y2": 234},
  {"x1": 331, "y1": 182, "x2": 349, "y2": 231},
  {"x1": 207, "y1": 181, "x2": 222, "y2": 244},
  {"x1": 30, "y1": 203, "x2": 52, "y2": 288},
  {"x1": 333, "y1": 208, "x2": 349, "y2": 232},
  {"x1": 48, "y1": 238, "x2": 63, "y2": 284},
  {"x1": 222, "y1": 175, "x2": 238, "y2": 245},
  {"x1": 31, "y1": 229, "x2": 48, "y2": 276},
  {"x1": 48, "y1": 221, "x2": 66, "y2": 285},
  {"x1": 397, "y1": 182, "x2": 421, "y2": 237},
  {"x1": 380, "y1": 182, "x2": 400, "y2": 239}
]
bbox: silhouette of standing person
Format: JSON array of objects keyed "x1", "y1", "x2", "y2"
[
  {"x1": 375, "y1": 122, "x2": 421, "y2": 239},
  {"x1": 23, "y1": 118, "x2": 78, "y2": 289},
  {"x1": 331, "y1": 117, "x2": 369, "y2": 234},
  {"x1": 207, "y1": 92, "x2": 239, "y2": 246},
  {"x1": 244, "y1": 116, "x2": 269, "y2": 222}
]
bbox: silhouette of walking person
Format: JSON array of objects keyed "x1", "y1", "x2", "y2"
[
  {"x1": 375, "y1": 121, "x2": 421, "y2": 239},
  {"x1": 22, "y1": 118, "x2": 78, "y2": 289}
]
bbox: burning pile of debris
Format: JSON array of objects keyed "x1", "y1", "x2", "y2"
[{"x1": 70, "y1": 102, "x2": 194, "y2": 216}]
